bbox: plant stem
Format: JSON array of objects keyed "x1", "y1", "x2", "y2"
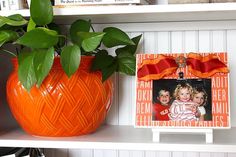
[
  {"x1": 58, "y1": 35, "x2": 67, "y2": 39},
  {"x1": 1, "y1": 49, "x2": 17, "y2": 57},
  {"x1": 20, "y1": 28, "x2": 25, "y2": 33},
  {"x1": 91, "y1": 25, "x2": 95, "y2": 32}
]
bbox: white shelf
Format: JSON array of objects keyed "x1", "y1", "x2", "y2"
[
  {"x1": 1, "y1": 3, "x2": 236, "y2": 23},
  {"x1": 1, "y1": 125, "x2": 236, "y2": 152}
]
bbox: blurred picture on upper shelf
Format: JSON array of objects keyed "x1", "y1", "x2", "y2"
[
  {"x1": 0, "y1": 0, "x2": 29, "y2": 10},
  {"x1": 54, "y1": 0, "x2": 151, "y2": 6}
]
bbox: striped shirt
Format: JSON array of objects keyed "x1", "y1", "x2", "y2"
[{"x1": 169, "y1": 100, "x2": 198, "y2": 121}]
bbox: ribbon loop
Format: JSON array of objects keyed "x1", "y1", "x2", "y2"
[
  {"x1": 137, "y1": 54, "x2": 178, "y2": 81},
  {"x1": 137, "y1": 53, "x2": 229, "y2": 81},
  {"x1": 187, "y1": 53, "x2": 229, "y2": 78}
]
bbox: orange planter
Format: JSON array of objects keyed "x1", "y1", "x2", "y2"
[{"x1": 6, "y1": 56, "x2": 113, "y2": 137}]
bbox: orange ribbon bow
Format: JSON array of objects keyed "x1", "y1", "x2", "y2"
[{"x1": 137, "y1": 53, "x2": 229, "y2": 81}]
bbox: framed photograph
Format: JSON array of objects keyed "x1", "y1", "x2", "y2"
[{"x1": 135, "y1": 52, "x2": 230, "y2": 128}]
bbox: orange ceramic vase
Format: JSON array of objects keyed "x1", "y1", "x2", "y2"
[{"x1": 6, "y1": 56, "x2": 113, "y2": 137}]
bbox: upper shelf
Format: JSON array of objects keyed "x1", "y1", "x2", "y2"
[
  {"x1": 1, "y1": 125, "x2": 236, "y2": 152},
  {"x1": 1, "y1": 3, "x2": 236, "y2": 23}
]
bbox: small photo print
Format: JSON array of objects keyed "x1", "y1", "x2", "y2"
[{"x1": 152, "y1": 79, "x2": 212, "y2": 122}]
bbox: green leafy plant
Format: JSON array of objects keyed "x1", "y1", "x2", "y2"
[{"x1": 0, "y1": 0, "x2": 141, "y2": 91}]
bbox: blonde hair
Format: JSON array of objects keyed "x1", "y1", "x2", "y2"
[
  {"x1": 193, "y1": 87, "x2": 208, "y2": 106},
  {"x1": 173, "y1": 83, "x2": 193, "y2": 100}
]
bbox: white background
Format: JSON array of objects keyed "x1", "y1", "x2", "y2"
[{"x1": 1, "y1": 19, "x2": 236, "y2": 157}]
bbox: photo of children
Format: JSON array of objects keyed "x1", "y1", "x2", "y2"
[{"x1": 152, "y1": 79, "x2": 212, "y2": 121}]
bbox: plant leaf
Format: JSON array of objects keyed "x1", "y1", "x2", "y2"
[
  {"x1": 18, "y1": 52, "x2": 36, "y2": 91},
  {"x1": 61, "y1": 45, "x2": 81, "y2": 77},
  {"x1": 0, "y1": 17, "x2": 4, "y2": 28},
  {"x1": 16, "y1": 27, "x2": 59, "y2": 49},
  {"x1": 33, "y1": 47, "x2": 54, "y2": 87},
  {"x1": 27, "y1": 17, "x2": 36, "y2": 32},
  {"x1": 30, "y1": 0, "x2": 53, "y2": 26},
  {"x1": 103, "y1": 27, "x2": 134, "y2": 48},
  {"x1": 17, "y1": 48, "x2": 32, "y2": 64},
  {"x1": 70, "y1": 19, "x2": 91, "y2": 45},
  {"x1": 91, "y1": 50, "x2": 114, "y2": 71},
  {"x1": 48, "y1": 23, "x2": 65, "y2": 48},
  {"x1": 8, "y1": 14, "x2": 25, "y2": 21},
  {"x1": 101, "y1": 60, "x2": 117, "y2": 82},
  {"x1": 0, "y1": 30, "x2": 19, "y2": 47},
  {"x1": 78, "y1": 32, "x2": 105, "y2": 52},
  {"x1": 115, "y1": 34, "x2": 142, "y2": 55},
  {"x1": 117, "y1": 52, "x2": 136, "y2": 75},
  {"x1": 0, "y1": 14, "x2": 28, "y2": 28}
]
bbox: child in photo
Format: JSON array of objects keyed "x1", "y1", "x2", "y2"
[
  {"x1": 169, "y1": 83, "x2": 198, "y2": 121},
  {"x1": 193, "y1": 87, "x2": 208, "y2": 121},
  {"x1": 153, "y1": 89, "x2": 171, "y2": 121}
]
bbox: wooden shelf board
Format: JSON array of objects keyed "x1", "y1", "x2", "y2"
[{"x1": 0, "y1": 125, "x2": 236, "y2": 152}]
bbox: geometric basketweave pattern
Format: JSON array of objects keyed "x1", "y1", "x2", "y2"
[{"x1": 6, "y1": 57, "x2": 113, "y2": 137}]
